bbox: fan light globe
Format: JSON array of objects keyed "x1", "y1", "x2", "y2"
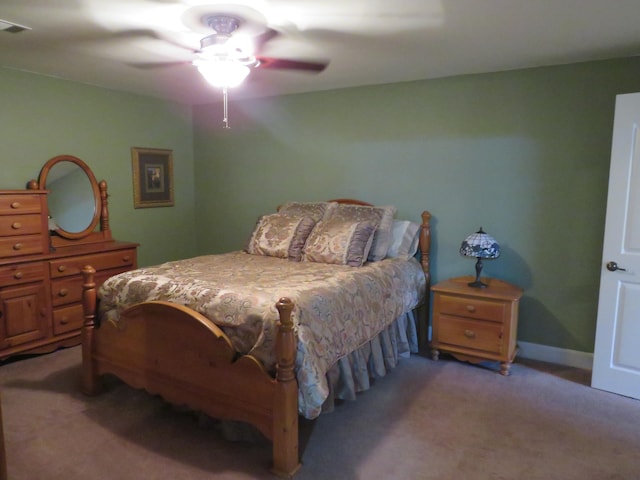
[{"x1": 195, "y1": 59, "x2": 250, "y2": 88}]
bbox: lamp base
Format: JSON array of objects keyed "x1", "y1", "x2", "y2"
[{"x1": 468, "y1": 257, "x2": 487, "y2": 288}]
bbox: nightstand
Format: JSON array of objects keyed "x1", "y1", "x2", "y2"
[{"x1": 430, "y1": 276, "x2": 523, "y2": 375}]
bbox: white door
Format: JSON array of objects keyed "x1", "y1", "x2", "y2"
[{"x1": 591, "y1": 92, "x2": 640, "y2": 399}]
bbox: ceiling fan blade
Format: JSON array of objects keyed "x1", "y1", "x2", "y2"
[
  {"x1": 253, "y1": 28, "x2": 279, "y2": 52},
  {"x1": 0, "y1": 18, "x2": 31, "y2": 33},
  {"x1": 256, "y1": 57, "x2": 328, "y2": 72}
]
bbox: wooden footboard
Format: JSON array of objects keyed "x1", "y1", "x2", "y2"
[{"x1": 81, "y1": 266, "x2": 300, "y2": 477}]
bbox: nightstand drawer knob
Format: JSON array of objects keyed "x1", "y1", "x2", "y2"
[
  {"x1": 464, "y1": 329, "x2": 476, "y2": 339},
  {"x1": 466, "y1": 305, "x2": 476, "y2": 312}
]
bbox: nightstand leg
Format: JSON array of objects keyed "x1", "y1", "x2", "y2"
[
  {"x1": 431, "y1": 348, "x2": 440, "y2": 361},
  {"x1": 500, "y1": 361, "x2": 511, "y2": 376}
]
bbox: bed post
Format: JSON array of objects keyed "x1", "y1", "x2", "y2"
[
  {"x1": 419, "y1": 211, "x2": 432, "y2": 348},
  {"x1": 420, "y1": 211, "x2": 432, "y2": 290},
  {"x1": 272, "y1": 297, "x2": 301, "y2": 478},
  {"x1": 81, "y1": 265, "x2": 102, "y2": 395},
  {"x1": 98, "y1": 180, "x2": 112, "y2": 240}
]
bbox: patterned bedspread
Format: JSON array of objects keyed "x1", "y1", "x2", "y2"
[{"x1": 98, "y1": 251, "x2": 427, "y2": 418}]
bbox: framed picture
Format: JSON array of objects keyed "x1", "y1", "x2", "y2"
[{"x1": 131, "y1": 147, "x2": 174, "y2": 208}]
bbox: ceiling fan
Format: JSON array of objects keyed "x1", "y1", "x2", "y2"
[{"x1": 146, "y1": 11, "x2": 329, "y2": 128}]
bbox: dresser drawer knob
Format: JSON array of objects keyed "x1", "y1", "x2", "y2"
[
  {"x1": 60, "y1": 316, "x2": 69, "y2": 325},
  {"x1": 10, "y1": 201, "x2": 21, "y2": 209},
  {"x1": 123, "y1": 255, "x2": 131, "y2": 262},
  {"x1": 11, "y1": 222, "x2": 22, "y2": 230},
  {"x1": 466, "y1": 305, "x2": 476, "y2": 312},
  {"x1": 13, "y1": 271, "x2": 23, "y2": 280},
  {"x1": 57, "y1": 265, "x2": 66, "y2": 273},
  {"x1": 13, "y1": 243, "x2": 22, "y2": 251},
  {"x1": 58, "y1": 288, "x2": 68, "y2": 297},
  {"x1": 464, "y1": 329, "x2": 476, "y2": 339}
]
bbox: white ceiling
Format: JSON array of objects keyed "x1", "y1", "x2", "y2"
[{"x1": 2, "y1": 0, "x2": 640, "y2": 105}]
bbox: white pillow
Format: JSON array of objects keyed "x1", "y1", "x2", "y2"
[{"x1": 386, "y1": 220, "x2": 420, "y2": 259}]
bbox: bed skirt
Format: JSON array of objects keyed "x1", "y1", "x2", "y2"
[
  {"x1": 321, "y1": 309, "x2": 418, "y2": 413},
  {"x1": 212, "y1": 310, "x2": 418, "y2": 441}
]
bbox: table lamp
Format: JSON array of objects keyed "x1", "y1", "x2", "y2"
[{"x1": 459, "y1": 227, "x2": 500, "y2": 288}]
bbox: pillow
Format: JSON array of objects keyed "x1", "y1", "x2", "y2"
[
  {"x1": 246, "y1": 213, "x2": 316, "y2": 261},
  {"x1": 326, "y1": 204, "x2": 396, "y2": 262},
  {"x1": 277, "y1": 201, "x2": 337, "y2": 222},
  {"x1": 387, "y1": 220, "x2": 421, "y2": 259},
  {"x1": 302, "y1": 219, "x2": 376, "y2": 267}
]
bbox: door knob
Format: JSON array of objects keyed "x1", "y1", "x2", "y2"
[{"x1": 606, "y1": 261, "x2": 627, "y2": 272}]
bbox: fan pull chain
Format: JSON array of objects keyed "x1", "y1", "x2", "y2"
[{"x1": 222, "y1": 86, "x2": 230, "y2": 129}]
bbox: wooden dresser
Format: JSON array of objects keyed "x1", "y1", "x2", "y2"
[
  {"x1": 0, "y1": 158, "x2": 138, "y2": 360},
  {"x1": 431, "y1": 276, "x2": 523, "y2": 375}
]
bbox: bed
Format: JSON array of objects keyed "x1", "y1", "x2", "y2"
[{"x1": 80, "y1": 199, "x2": 432, "y2": 477}]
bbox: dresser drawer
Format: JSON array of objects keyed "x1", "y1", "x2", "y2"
[
  {"x1": 437, "y1": 315, "x2": 504, "y2": 355},
  {"x1": 52, "y1": 304, "x2": 84, "y2": 335},
  {"x1": 51, "y1": 278, "x2": 83, "y2": 306},
  {"x1": 51, "y1": 268, "x2": 125, "y2": 306},
  {"x1": 0, "y1": 214, "x2": 43, "y2": 237},
  {"x1": 0, "y1": 235, "x2": 46, "y2": 258},
  {"x1": 0, "y1": 262, "x2": 47, "y2": 287},
  {"x1": 0, "y1": 194, "x2": 43, "y2": 215},
  {"x1": 437, "y1": 294, "x2": 506, "y2": 323},
  {"x1": 50, "y1": 249, "x2": 136, "y2": 278}
]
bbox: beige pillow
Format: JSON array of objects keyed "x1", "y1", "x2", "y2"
[
  {"x1": 278, "y1": 201, "x2": 337, "y2": 222},
  {"x1": 326, "y1": 204, "x2": 396, "y2": 262},
  {"x1": 302, "y1": 219, "x2": 376, "y2": 267},
  {"x1": 247, "y1": 213, "x2": 316, "y2": 261}
]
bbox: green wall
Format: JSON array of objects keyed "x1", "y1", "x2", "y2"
[
  {"x1": 193, "y1": 57, "x2": 640, "y2": 353},
  {"x1": 0, "y1": 67, "x2": 197, "y2": 267},
  {"x1": 4, "y1": 57, "x2": 640, "y2": 355}
]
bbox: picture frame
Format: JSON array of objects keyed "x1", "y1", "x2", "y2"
[{"x1": 131, "y1": 147, "x2": 174, "y2": 208}]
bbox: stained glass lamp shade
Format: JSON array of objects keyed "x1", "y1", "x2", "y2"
[{"x1": 459, "y1": 227, "x2": 500, "y2": 288}]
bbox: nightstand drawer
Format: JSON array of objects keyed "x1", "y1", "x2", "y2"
[
  {"x1": 437, "y1": 295, "x2": 506, "y2": 323},
  {"x1": 437, "y1": 315, "x2": 503, "y2": 354}
]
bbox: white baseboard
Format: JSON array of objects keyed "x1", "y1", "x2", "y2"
[{"x1": 518, "y1": 341, "x2": 594, "y2": 370}]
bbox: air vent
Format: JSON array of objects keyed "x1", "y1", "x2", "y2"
[{"x1": 0, "y1": 19, "x2": 31, "y2": 33}]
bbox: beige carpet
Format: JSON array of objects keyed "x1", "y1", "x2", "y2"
[{"x1": 1, "y1": 346, "x2": 639, "y2": 480}]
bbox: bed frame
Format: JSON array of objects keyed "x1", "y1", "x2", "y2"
[{"x1": 80, "y1": 202, "x2": 431, "y2": 478}]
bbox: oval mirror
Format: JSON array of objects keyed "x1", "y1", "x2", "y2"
[{"x1": 38, "y1": 155, "x2": 101, "y2": 240}]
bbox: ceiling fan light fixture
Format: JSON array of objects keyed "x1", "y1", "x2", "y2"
[{"x1": 194, "y1": 58, "x2": 250, "y2": 88}]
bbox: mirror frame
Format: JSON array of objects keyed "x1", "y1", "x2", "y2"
[{"x1": 38, "y1": 155, "x2": 102, "y2": 240}]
